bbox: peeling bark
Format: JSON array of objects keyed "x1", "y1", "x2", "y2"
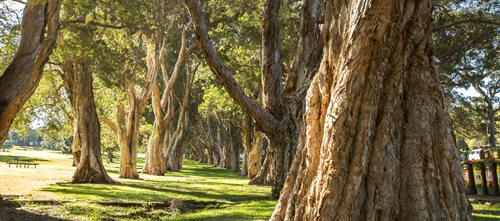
[
  {"x1": 270, "y1": 0, "x2": 471, "y2": 220},
  {"x1": 143, "y1": 20, "x2": 196, "y2": 175},
  {"x1": 0, "y1": 0, "x2": 60, "y2": 146},
  {"x1": 184, "y1": 0, "x2": 322, "y2": 198},
  {"x1": 71, "y1": 60, "x2": 113, "y2": 184}
]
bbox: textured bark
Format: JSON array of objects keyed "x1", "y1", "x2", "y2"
[
  {"x1": 117, "y1": 95, "x2": 137, "y2": 179},
  {"x1": 167, "y1": 144, "x2": 183, "y2": 171},
  {"x1": 270, "y1": 0, "x2": 471, "y2": 220},
  {"x1": 184, "y1": 0, "x2": 293, "y2": 198},
  {"x1": 0, "y1": 0, "x2": 60, "y2": 146},
  {"x1": 165, "y1": 65, "x2": 195, "y2": 171},
  {"x1": 116, "y1": 34, "x2": 158, "y2": 179},
  {"x1": 247, "y1": 132, "x2": 264, "y2": 179},
  {"x1": 143, "y1": 21, "x2": 196, "y2": 175},
  {"x1": 142, "y1": 81, "x2": 172, "y2": 175},
  {"x1": 241, "y1": 113, "x2": 254, "y2": 176},
  {"x1": 71, "y1": 60, "x2": 113, "y2": 184},
  {"x1": 60, "y1": 63, "x2": 81, "y2": 166}
]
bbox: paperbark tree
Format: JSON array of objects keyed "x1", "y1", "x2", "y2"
[
  {"x1": 0, "y1": 0, "x2": 60, "y2": 147},
  {"x1": 59, "y1": 63, "x2": 80, "y2": 165},
  {"x1": 117, "y1": 77, "x2": 154, "y2": 179},
  {"x1": 142, "y1": 23, "x2": 196, "y2": 175},
  {"x1": 184, "y1": 0, "x2": 316, "y2": 198},
  {"x1": 165, "y1": 64, "x2": 195, "y2": 171},
  {"x1": 97, "y1": 37, "x2": 158, "y2": 179},
  {"x1": 70, "y1": 60, "x2": 113, "y2": 183},
  {"x1": 270, "y1": 0, "x2": 471, "y2": 220}
]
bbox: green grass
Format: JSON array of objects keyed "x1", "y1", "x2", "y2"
[
  {"x1": 6, "y1": 150, "x2": 499, "y2": 220},
  {"x1": 31, "y1": 159, "x2": 275, "y2": 220},
  {"x1": 472, "y1": 203, "x2": 500, "y2": 221}
]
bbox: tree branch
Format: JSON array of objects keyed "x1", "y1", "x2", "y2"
[
  {"x1": 99, "y1": 115, "x2": 118, "y2": 133},
  {"x1": 183, "y1": 0, "x2": 278, "y2": 134}
]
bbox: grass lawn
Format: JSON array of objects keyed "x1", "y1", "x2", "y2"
[
  {"x1": 1, "y1": 147, "x2": 275, "y2": 220},
  {"x1": 37, "y1": 160, "x2": 276, "y2": 220},
  {"x1": 472, "y1": 203, "x2": 500, "y2": 221},
  {"x1": 1, "y1": 147, "x2": 500, "y2": 220}
]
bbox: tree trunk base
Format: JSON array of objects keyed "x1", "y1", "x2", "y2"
[{"x1": 72, "y1": 166, "x2": 114, "y2": 184}]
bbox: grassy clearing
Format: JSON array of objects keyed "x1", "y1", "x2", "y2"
[
  {"x1": 21, "y1": 159, "x2": 275, "y2": 220},
  {"x1": 472, "y1": 203, "x2": 500, "y2": 221},
  {"x1": 2, "y1": 149, "x2": 500, "y2": 220}
]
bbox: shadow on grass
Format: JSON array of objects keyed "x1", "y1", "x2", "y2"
[
  {"x1": 0, "y1": 155, "x2": 49, "y2": 163},
  {"x1": 37, "y1": 160, "x2": 274, "y2": 220},
  {"x1": 474, "y1": 209, "x2": 500, "y2": 216},
  {"x1": 0, "y1": 200, "x2": 69, "y2": 221},
  {"x1": 41, "y1": 180, "x2": 271, "y2": 203},
  {"x1": 473, "y1": 215, "x2": 500, "y2": 221},
  {"x1": 41, "y1": 160, "x2": 271, "y2": 203},
  {"x1": 166, "y1": 163, "x2": 245, "y2": 180}
]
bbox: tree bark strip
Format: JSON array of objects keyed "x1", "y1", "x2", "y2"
[
  {"x1": 71, "y1": 60, "x2": 113, "y2": 184},
  {"x1": 0, "y1": 0, "x2": 60, "y2": 146},
  {"x1": 270, "y1": 0, "x2": 471, "y2": 220}
]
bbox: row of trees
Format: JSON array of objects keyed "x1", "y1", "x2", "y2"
[{"x1": 0, "y1": 0, "x2": 498, "y2": 219}]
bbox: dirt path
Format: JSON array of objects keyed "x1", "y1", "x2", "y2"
[{"x1": 0, "y1": 149, "x2": 75, "y2": 199}]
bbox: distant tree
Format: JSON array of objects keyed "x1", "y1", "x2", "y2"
[{"x1": 433, "y1": 0, "x2": 499, "y2": 148}]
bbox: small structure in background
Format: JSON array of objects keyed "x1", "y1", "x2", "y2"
[{"x1": 462, "y1": 146, "x2": 500, "y2": 196}]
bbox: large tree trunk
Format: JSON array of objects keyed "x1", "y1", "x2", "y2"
[
  {"x1": 270, "y1": 0, "x2": 471, "y2": 220},
  {"x1": 247, "y1": 132, "x2": 264, "y2": 178},
  {"x1": 60, "y1": 62, "x2": 81, "y2": 166},
  {"x1": 241, "y1": 113, "x2": 254, "y2": 176},
  {"x1": 142, "y1": 81, "x2": 171, "y2": 175},
  {"x1": 143, "y1": 23, "x2": 195, "y2": 175},
  {"x1": 118, "y1": 35, "x2": 158, "y2": 179},
  {"x1": 71, "y1": 60, "x2": 113, "y2": 184},
  {"x1": 116, "y1": 102, "x2": 139, "y2": 179},
  {"x1": 116, "y1": 83, "x2": 151, "y2": 179},
  {"x1": 184, "y1": 0, "x2": 321, "y2": 198},
  {"x1": 0, "y1": 0, "x2": 60, "y2": 146},
  {"x1": 167, "y1": 144, "x2": 183, "y2": 171},
  {"x1": 164, "y1": 65, "x2": 195, "y2": 172}
]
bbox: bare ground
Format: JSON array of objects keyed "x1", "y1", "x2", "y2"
[{"x1": 0, "y1": 148, "x2": 75, "y2": 199}]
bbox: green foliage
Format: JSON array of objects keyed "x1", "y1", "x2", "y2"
[
  {"x1": 433, "y1": 0, "x2": 499, "y2": 144},
  {"x1": 472, "y1": 203, "x2": 500, "y2": 221},
  {"x1": 198, "y1": 84, "x2": 242, "y2": 119},
  {"x1": 0, "y1": 2, "x2": 21, "y2": 73}
]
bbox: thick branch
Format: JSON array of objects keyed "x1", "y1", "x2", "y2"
[
  {"x1": 99, "y1": 115, "x2": 118, "y2": 133},
  {"x1": 261, "y1": 0, "x2": 284, "y2": 117},
  {"x1": 160, "y1": 25, "x2": 194, "y2": 108},
  {"x1": 183, "y1": 0, "x2": 278, "y2": 134}
]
